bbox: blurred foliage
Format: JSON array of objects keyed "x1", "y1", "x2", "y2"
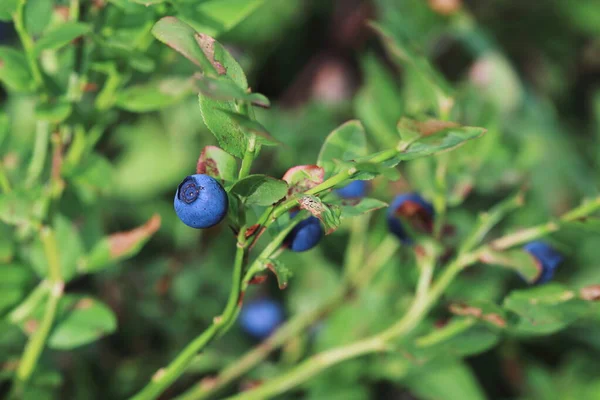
[{"x1": 1, "y1": 0, "x2": 600, "y2": 399}]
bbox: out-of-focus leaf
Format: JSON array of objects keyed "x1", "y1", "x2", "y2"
[
  {"x1": 80, "y1": 214, "x2": 161, "y2": 274},
  {"x1": 196, "y1": 145, "x2": 238, "y2": 182},
  {"x1": 176, "y1": 0, "x2": 266, "y2": 37},
  {"x1": 48, "y1": 295, "x2": 117, "y2": 350},
  {"x1": 0, "y1": 263, "x2": 33, "y2": 315},
  {"x1": 282, "y1": 165, "x2": 324, "y2": 198},
  {"x1": 0, "y1": 0, "x2": 18, "y2": 21},
  {"x1": 503, "y1": 284, "x2": 594, "y2": 335},
  {"x1": 373, "y1": 23, "x2": 453, "y2": 116},
  {"x1": 27, "y1": 215, "x2": 84, "y2": 282},
  {"x1": 0, "y1": 186, "x2": 45, "y2": 227},
  {"x1": 69, "y1": 154, "x2": 113, "y2": 204},
  {"x1": 297, "y1": 195, "x2": 341, "y2": 234},
  {"x1": 403, "y1": 361, "x2": 487, "y2": 400},
  {"x1": 230, "y1": 174, "x2": 288, "y2": 206},
  {"x1": 338, "y1": 198, "x2": 388, "y2": 218},
  {"x1": 354, "y1": 54, "x2": 403, "y2": 147},
  {"x1": 115, "y1": 78, "x2": 194, "y2": 112},
  {"x1": 317, "y1": 120, "x2": 368, "y2": 176},
  {"x1": 0, "y1": 47, "x2": 33, "y2": 92},
  {"x1": 24, "y1": 0, "x2": 53, "y2": 36},
  {"x1": 35, "y1": 100, "x2": 72, "y2": 124},
  {"x1": 33, "y1": 22, "x2": 90, "y2": 55}
]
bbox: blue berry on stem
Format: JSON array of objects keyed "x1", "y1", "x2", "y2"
[
  {"x1": 174, "y1": 174, "x2": 228, "y2": 229},
  {"x1": 284, "y1": 215, "x2": 324, "y2": 252},
  {"x1": 335, "y1": 180, "x2": 368, "y2": 199},
  {"x1": 523, "y1": 241, "x2": 563, "y2": 284},
  {"x1": 239, "y1": 299, "x2": 284, "y2": 339},
  {"x1": 387, "y1": 193, "x2": 434, "y2": 243}
]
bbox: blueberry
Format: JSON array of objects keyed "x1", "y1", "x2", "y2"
[
  {"x1": 284, "y1": 216, "x2": 324, "y2": 252},
  {"x1": 387, "y1": 193, "x2": 434, "y2": 243},
  {"x1": 174, "y1": 174, "x2": 228, "y2": 229},
  {"x1": 239, "y1": 299, "x2": 284, "y2": 339},
  {"x1": 335, "y1": 180, "x2": 369, "y2": 199},
  {"x1": 523, "y1": 241, "x2": 563, "y2": 284}
]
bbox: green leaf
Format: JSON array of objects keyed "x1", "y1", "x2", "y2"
[
  {"x1": 115, "y1": 78, "x2": 193, "y2": 112},
  {"x1": 33, "y1": 22, "x2": 91, "y2": 55},
  {"x1": 478, "y1": 248, "x2": 541, "y2": 284},
  {"x1": 0, "y1": 47, "x2": 33, "y2": 92},
  {"x1": 152, "y1": 16, "x2": 217, "y2": 73},
  {"x1": 69, "y1": 154, "x2": 113, "y2": 204},
  {"x1": 372, "y1": 23, "x2": 454, "y2": 116},
  {"x1": 297, "y1": 195, "x2": 341, "y2": 234},
  {"x1": 196, "y1": 145, "x2": 238, "y2": 182},
  {"x1": 230, "y1": 175, "x2": 288, "y2": 206},
  {"x1": 24, "y1": 0, "x2": 53, "y2": 36},
  {"x1": 262, "y1": 258, "x2": 292, "y2": 290},
  {"x1": 339, "y1": 198, "x2": 388, "y2": 218},
  {"x1": 317, "y1": 120, "x2": 368, "y2": 176},
  {"x1": 397, "y1": 120, "x2": 486, "y2": 161},
  {"x1": 176, "y1": 0, "x2": 266, "y2": 37},
  {"x1": 218, "y1": 110, "x2": 279, "y2": 146},
  {"x1": 198, "y1": 95, "x2": 247, "y2": 158},
  {"x1": 194, "y1": 31, "x2": 248, "y2": 89},
  {"x1": 503, "y1": 284, "x2": 593, "y2": 335},
  {"x1": 35, "y1": 100, "x2": 72, "y2": 123},
  {"x1": 403, "y1": 361, "x2": 487, "y2": 400},
  {"x1": 282, "y1": 165, "x2": 324, "y2": 198},
  {"x1": 27, "y1": 215, "x2": 84, "y2": 282},
  {"x1": 0, "y1": 263, "x2": 34, "y2": 315},
  {"x1": 195, "y1": 75, "x2": 269, "y2": 107},
  {"x1": 80, "y1": 214, "x2": 161, "y2": 274},
  {"x1": 414, "y1": 317, "x2": 500, "y2": 357},
  {"x1": 354, "y1": 54, "x2": 403, "y2": 148},
  {"x1": 0, "y1": 186, "x2": 45, "y2": 228},
  {"x1": 0, "y1": 0, "x2": 18, "y2": 21},
  {"x1": 131, "y1": 0, "x2": 165, "y2": 4},
  {"x1": 48, "y1": 296, "x2": 117, "y2": 350}
]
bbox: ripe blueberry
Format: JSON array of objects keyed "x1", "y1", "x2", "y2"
[
  {"x1": 239, "y1": 299, "x2": 284, "y2": 339},
  {"x1": 336, "y1": 180, "x2": 369, "y2": 199},
  {"x1": 284, "y1": 215, "x2": 324, "y2": 252},
  {"x1": 523, "y1": 241, "x2": 563, "y2": 284},
  {"x1": 387, "y1": 193, "x2": 434, "y2": 243},
  {"x1": 174, "y1": 174, "x2": 228, "y2": 229}
]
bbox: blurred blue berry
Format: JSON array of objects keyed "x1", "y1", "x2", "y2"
[
  {"x1": 387, "y1": 193, "x2": 434, "y2": 243},
  {"x1": 239, "y1": 299, "x2": 284, "y2": 339},
  {"x1": 523, "y1": 241, "x2": 563, "y2": 284},
  {"x1": 174, "y1": 174, "x2": 228, "y2": 229},
  {"x1": 284, "y1": 215, "x2": 323, "y2": 252},
  {"x1": 335, "y1": 180, "x2": 368, "y2": 199}
]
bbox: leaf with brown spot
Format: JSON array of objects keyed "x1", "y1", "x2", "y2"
[
  {"x1": 196, "y1": 145, "x2": 237, "y2": 182},
  {"x1": 580, "y1": 284, "x2": 600, "y2": 301},
  {"x1": 297, "y1": 195, "x2": 341, "y2": 234},
  {"x1": 449, "y1": 301, "x2": 507, "y2": 329},
  {"x1": 282, "y1": 165, "x2": 324, "y2": 198},
  {"x1": 262, "y1": 259, "x2": 291, "y2": 290}
]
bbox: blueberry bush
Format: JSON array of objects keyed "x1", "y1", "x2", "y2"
[{"x1": 1, "y1": 1, "x2": 600, "y2": 399}]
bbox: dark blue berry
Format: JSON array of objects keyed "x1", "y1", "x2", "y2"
[
  {"x1": 523, "y1": 241, "x2": 563, "y2": 284},
  {"x1": 174, "y1": 174, "x2": 228, "y2": 229},
  {"x1": 239, "y1": 299, "x2": 284, "y2": 339},
  {"x1": 284, "y1": 216, "x2": 324, "y2": 252},
  {"x1": 387, "y1": 193, "x2": 434, "y2": 243},
  {"x1": 335, "y1": 180, "x2": 369, "y2": 199}
]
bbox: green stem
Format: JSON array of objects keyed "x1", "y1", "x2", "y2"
[
  {"x1": 0, "y1": 161, "x2": 11, "y2": 193},
  {"x1": 179, "y1": 236, "x2": 400, "y2": 400},
  {"x1": 11, "y1": 227, "x2": 63, "y2": 398},
  {"x1": 131, "y1": 235, "x2": 247, "y2": 400},
  {"x1": 26, "y1": 121, "x2": 50, "y2": 187},
  {"x1": 13, "y1": 0, "x2": 44, "y2": 90},
  {"x1": 432, "y1": 155, "x2": 449, "y2": 239},
  {"x1": 226, "y1": 337, "x2": 389, "y2": 400},
  {"x1": 238, "y1": 136, "x2": 256, "y2": 180},
  {"x1": 8, "y1": 281, "x2": 50, "y2": 325}
]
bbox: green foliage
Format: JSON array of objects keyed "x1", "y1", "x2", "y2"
[{"x1": 1, "y1": 1, "x2": 600, "y2": 399}]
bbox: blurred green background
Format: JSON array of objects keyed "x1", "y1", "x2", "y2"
[{"x1": 1, "y1": 0, "x2": 600, "y2": 399}]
